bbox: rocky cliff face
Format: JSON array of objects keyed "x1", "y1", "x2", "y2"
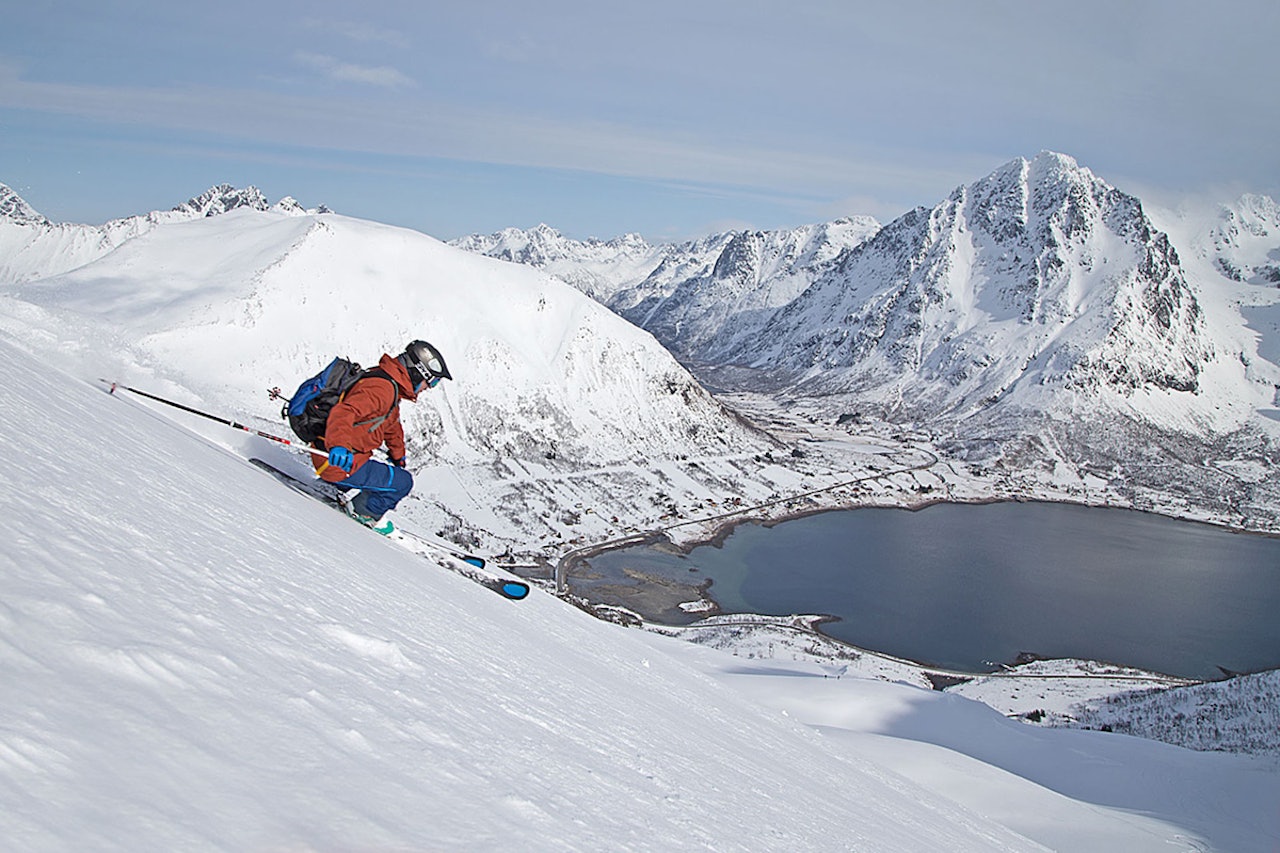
[
  {"x1": 614, "y1": 217, "x2": 881, "y2": 361},
  {"x1": 735, "y1": 153, "x2": 1215, "y2": 418},
  {"x1": 0, "y1": 183, "x2": 51, "y2": 226}
]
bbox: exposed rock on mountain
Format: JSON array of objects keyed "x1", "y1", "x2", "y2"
[
  {"x1": 0, "y1": 183, "x2": 51, "y2": 226},
  {"x1": 737, "y1": 153, "x2": 1220, "y2": 423},
  {"x1": 0, "y1": 184, "x2": 329, "y2": 285}
]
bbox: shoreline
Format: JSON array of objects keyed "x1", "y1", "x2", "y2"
[
  {"x1": 671, "y1": 493, "x2": 1280, "y2": 556},
  {"x1": 559, "y1": 491, "x2": 1280, "y2": 590},
  {"x1": 559, "y1": 493, "x2": 1280, "y2": 682}
]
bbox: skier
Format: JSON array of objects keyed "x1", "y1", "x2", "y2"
[{"x1": 313, "y1": 339, "x2": 451, "y2": 533}]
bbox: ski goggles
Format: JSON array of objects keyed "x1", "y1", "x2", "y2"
[
  {"x1": 406, "y1": 340, "x2": 450, "y2": 390},
  {"x1": 415, "y1": 352, "x2": 446, "y2": 378}
]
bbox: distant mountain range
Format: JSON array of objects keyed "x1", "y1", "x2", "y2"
[
  {"x1": 455, "y1": 152, "x2": 1280, "y2": 438},
  {"x1": 452, "y1": 217, "x2": 883, "y2": 359}
]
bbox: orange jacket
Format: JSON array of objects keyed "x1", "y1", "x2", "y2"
[{"x1": 312, "y1": 353, "x2": 418, "y2": 482}]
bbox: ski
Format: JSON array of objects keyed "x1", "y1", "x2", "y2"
[{"x1": 249, "y1": 458, "x2": 530, "y2": 601}]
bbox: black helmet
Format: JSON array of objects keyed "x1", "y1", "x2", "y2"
[{"x1": 400, "y1": 339, "x2": 451, "y2": 390}]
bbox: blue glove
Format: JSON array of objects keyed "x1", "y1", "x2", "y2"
[
  {"x1": 389, "y1": 456, "x2": 407, "y2": 468},
  {"x1": 327, "y1": 446, "x2": 354, "y2": 472}
]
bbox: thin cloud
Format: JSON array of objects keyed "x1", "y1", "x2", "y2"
[
  {"x1": 302, "y1": 18, "x2": 411, "y2": 49},
  {"x1": 0, "y1": 67, "x2": 1145, "y2": 229},
  {"x1": 293, "y1": 52, "x2": 414, "y2": 89},
  {"x1": 0, "y1": 71, "x2": 885, "y2": 193}
]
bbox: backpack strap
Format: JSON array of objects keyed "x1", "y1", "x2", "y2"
[{"x1": 346, "y1": 368, "x2": 400, "y2": 433}]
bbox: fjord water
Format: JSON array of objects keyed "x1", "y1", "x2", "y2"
[{"x1": 588, "y1": 503, "x2": 1280, "y2": 679}]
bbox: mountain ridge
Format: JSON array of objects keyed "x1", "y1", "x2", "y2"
[
  {"x1": 2, "y1": 201, "x2": 777, "y2": 554},
  {"x1": 743, "y1": 153, "x2": 1219, "y2": 413},
  {"x1": 455, "y1": 152, "x2": 1280, "y2": 436},
  {"x1": 0, "y1": 183, "x2": 328, "y2": 285},
  {"x1": 5, "y1": 159, "x2": 1279, "y2": 540}
]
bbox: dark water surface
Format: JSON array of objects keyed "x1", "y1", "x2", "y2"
[{"x1": 584, "y1": 502, "x2": 1280, "y2": 679}]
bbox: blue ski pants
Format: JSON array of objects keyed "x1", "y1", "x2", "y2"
[{"x1": 333, "y1": 460, "x2": 413, "y2": 519}]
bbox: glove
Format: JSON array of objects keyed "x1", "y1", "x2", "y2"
[
  {"x1": 389, "y1": 456, "x2": 407, "y2": 468},
  {"x1": 327, "y1": 446, "x2": 354, "y2": 472}
]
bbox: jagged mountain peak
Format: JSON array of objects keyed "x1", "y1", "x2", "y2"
[
  {"x1": 272, "y1": 196, "x2": 305, "y2": 215},
  {"x1": 453, "y1": 223, "x2": 654, "y2": 264},
  {"x1": 0, "y1": 183, "x2": 51, "y2": 226},
  {"x1": 601, "y1": 218, "x2": 883, "y2": 361},
  {"x1": 1, "y1": 181, "x2": 331, "y2": 286},
  {"x1": 1208, "y1": 194, "x2": 1280, "y2": 275},
  {"x1": 173, "y1": 184, "x2": 271, "y2": 217},
  {"x1": 450, "y1": 224, "x2": 665, "y2": 303},
  {"x1": 951, "y1": 151, "x2": 1129, "y2": 246},
  {"x1": 1228, "y1": 192, "x2": 1280, "y2": 224},
  {"x1": 726, "y1": 152, "x2": 1223, "y2": 424}
]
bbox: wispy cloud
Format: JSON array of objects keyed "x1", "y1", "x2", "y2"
[
  {"x1": 293, "y1": 52, "x2": 414, "y2": 89},
  {"x1": 302, "y1": 19, "x2": 410, "y2": 49},
  {"x1": 0, "y1": 69, "x2": 964, "y2": 209}
]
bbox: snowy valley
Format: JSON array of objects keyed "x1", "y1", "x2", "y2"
[{"x1": 2, "y1": 172, "x2": 1279, "y2": 851}]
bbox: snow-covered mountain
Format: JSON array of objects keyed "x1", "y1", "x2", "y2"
[
  {"x1": 1200, "y1": 193, "x2": 1280, "y2": 286},
  {"x1": 0, "y1": 183, "x2": 49, "y2": 225},
  {"x1": 0, "y1": 187, "x2": 774, "y2": 553},
  {"x1": 456, "y1": 154, "x2": 1280, "y2": 438},
  {"x1": 613, "y1": 218, "x2": 883, "y2": 362},
  {"x1": 450, "y1": 223, "x2": 663, "y2": 303},
  {"x1": 732, "y1": 153, "x2": 1255, "y2": 426},
  {"x1": 452, "y1": 154, "x2": 1280, "y2": 532},
  {"x1": 1152, "y1": 192, "x2": 1280, "y2": 375},
  {"x1": 0, "y1": 182, "x2": 325, "y2": 285},
  {"x1": 454, "y1": 217, "x2": 883, "y2": 363}
]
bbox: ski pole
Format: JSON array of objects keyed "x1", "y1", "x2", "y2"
[{"x1": 102, "y1": 379, "x2": 330, "y2": 461}]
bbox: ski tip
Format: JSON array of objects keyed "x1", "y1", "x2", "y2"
[{"x1": 499, "y1": 581, "x2": 531, "y2": 600}]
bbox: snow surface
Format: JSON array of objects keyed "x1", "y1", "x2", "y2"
[
  {"x1": 4, "y1": 330, "x2": 1279, "y2": 852},
  {"x1": 2, "y1": 183, "x2": 1279, "y2": 850}
]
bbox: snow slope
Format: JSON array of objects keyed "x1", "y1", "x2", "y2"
[
  {"x1": 5, "y1": 328, "x2": 1279, "y2": 851},
  {"x1": 0, "y1": 183, "x2": 314, "y2": 285},
  {"x1": 2, "y1": 198, "x2": 773, "y2": 552},
  {"x1": 0, "y1": 335, "x2": 1026, "y2": 851},
  {"x1": 1150, "y1": 192, "x2": 1280, "y2": 405},
  {"x1": 1069, "y1": 670, "x2": 1280, "y2": 757}
]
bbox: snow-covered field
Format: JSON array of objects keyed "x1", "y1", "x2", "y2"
[{"x1": 4, "y1": 330, "x2": 1280, "y2": 851}]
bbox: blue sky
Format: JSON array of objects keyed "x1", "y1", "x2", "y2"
[{"x1": 3, "y1": 1, "x2": 1277, "y2": 241}]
